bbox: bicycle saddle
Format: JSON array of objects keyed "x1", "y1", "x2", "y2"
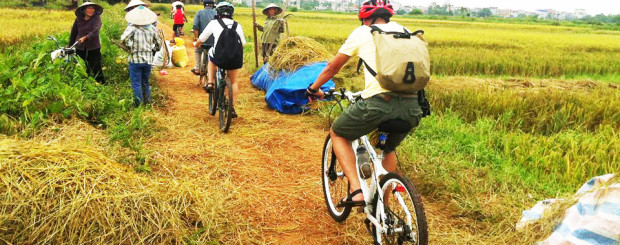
[{"x1": 378, "y1": 119, "x2": 411, "y2": 134}]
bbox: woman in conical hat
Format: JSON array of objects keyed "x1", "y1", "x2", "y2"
[
  {"x1": 70, "y1": 1, "x2": 105, "y2": 84},
  {"x1": 254, "y1": 3, "x2": 286, "y2": 63},
  {"x1": 125, "y1": 0, "x2": 149, "y2": 12}
]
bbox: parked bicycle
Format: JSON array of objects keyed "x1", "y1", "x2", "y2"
[
  {"x1": 207, "y1": 67, "x2": 233, "y2": 132},
  {"x1": 320, "y1": 89, "x2": 428, "y2": 244}
]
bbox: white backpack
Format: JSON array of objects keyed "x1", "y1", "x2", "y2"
[{"x1": 358, "y1": 26, "x2": 431, "y2": 94}]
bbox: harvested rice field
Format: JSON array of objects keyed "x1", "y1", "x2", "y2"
[{"x1": 1, "y1": 3, "x2": 619, "y2": 245}]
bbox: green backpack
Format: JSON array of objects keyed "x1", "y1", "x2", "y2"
[{"x1": 358, "y1": 26, "x2": 430, "y2": 94}]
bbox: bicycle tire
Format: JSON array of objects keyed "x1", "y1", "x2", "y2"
[
  {"x1": 321, "y1": 134, "x2": 352, "y2": 222},
  {"x1": 371, "y1": 172, "x2": 428, "y2": 245},
  {"x1": 218, "y1": 70, "x2": 233, "y2": 133}
]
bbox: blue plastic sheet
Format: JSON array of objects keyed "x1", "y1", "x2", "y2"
[{"x1": 250, "y1": 62, "x2": 335, "y2": 114}]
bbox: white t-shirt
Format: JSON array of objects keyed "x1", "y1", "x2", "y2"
[
  {"x1": 198, "y1": 18, "x2": 246, "y2": 57},
  {"x1": 338, "y1": 21, "x2": 411, "y2": 99}
]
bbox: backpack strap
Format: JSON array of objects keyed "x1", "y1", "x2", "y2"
[
  {"x1": 356, "y1": 58, "x2": 377, "y2": 77},
  {"x1": 217, "y1": 18, "x2": 227, "y2": 29}
]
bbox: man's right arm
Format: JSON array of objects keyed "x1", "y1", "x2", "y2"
[{"x1": 308, "y1": 53, "x2": 351, "y2": 98}]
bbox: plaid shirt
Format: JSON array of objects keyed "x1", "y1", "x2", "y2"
[{"x1": 121, "y1": 25, "x2": 162, "y2": 64}]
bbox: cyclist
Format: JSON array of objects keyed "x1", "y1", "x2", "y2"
[
  {"x1": 306, "y1": 0, "x2": 423, "y2": 207},
  {"x1": 194, "y1": 1, "x2": 246, "y2": 118},
  {"x1": 191, "y1": 0, "x2": 217, "y2": 76}
]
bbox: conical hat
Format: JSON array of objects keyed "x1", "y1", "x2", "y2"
[
  {"x1": 75, "y1": 2, "x2": 104, "y2": 16},
  {"x1": 262, "y1": 3, "x2": 282, "y2": 16},
  {"x1": 125, "y1": 0, "x2": 149, "y2": 11},
  {"x1": 125, "y1": 6, "x2": 158, "y2": 25}
]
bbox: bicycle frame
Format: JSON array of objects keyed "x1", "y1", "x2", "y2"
[{"x1": 329, "y1": 90, "x2": 416, "y2": 243}]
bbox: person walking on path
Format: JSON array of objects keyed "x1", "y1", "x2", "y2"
[
  {"x1": 191, "y1": 0, "x2": 217, "y2": 75},
  {"x1": 121, "y1": 6, "x2": 162, "y2": 107},
  {"x1": 70, "y1": 2, "x2": 105, "y2": 84},
  {"x1": 253, "y1": 3, "x2": 286, "y2": 64}
]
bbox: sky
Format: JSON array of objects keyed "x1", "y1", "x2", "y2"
[{"x1": 392, "y1": 0, "x2": 620, "y2": 15}]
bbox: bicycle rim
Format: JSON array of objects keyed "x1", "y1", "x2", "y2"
[
  {"x1": 372, "y1": 172, "x2": 428, "y2": 245},
  {"x1": 321, "y1": 135, "x2": 351, "y2": 221},
  {"x1": 218, "y1": 77, "x2": 232, "y2": 133}
]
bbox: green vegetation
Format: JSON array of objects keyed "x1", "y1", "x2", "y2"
[{"x1": 0, "y1": 4, "x2": 162, "y2": 168}]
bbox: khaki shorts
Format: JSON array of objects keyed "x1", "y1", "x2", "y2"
[{"x1": 332, "y1": 93, "x2": 423, "y2": 153}]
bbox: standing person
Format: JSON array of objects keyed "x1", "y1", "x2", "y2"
[
  {"x1": 172, "y1": 4, "x2": 188, "y2": 37},
  {"x1": 121, "y1": 6, "x2": 162, "y2": 107},
  {"x1": 306, "y1": 0, "x2": 425, "y2": 206},
  {"x1": 194, "y1": 1, "x2": 245, "y2": 118},
  {"x1": 191, "y1": 0, "x2": 217, "y2": 76},
  {"x1": 253, "y1": 3, "x2": 286, "y2": 64},
  {"x1": 124, "y1": 0, "x2": 148, "y2": 13},
  {"x1": 70, "y1": 2, "x2": 105, "y2": 84}
]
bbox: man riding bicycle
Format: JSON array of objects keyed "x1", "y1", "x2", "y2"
[
  {"x1": 307, "y1": 0, "x2": 424, "y2": 207},
  {"x1": 194, "y1": 1, "x2": 245, "y2": 118},
  {"x1": 191, "y1": 0, "x2": 216, "y2": 76}
]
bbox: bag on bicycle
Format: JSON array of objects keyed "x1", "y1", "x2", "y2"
[
  {"x1": 357, "y1": 26, "x2": 430, "y2": 94},
  {"x1": 212, "y1": 18, "x2": 243, "y2": 70}
]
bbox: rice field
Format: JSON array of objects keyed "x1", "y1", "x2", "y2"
[
  {"x1": 170, "y1": 5, "x2": 620, "y2": 79},
  {"x1": 2, "y1": 4, "x2": 619, "y2": 245},
  {"x1": 0, "y1": 8, "x2": 74, "y2": 47}
]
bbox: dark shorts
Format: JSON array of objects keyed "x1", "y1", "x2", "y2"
[{"x1": 332, "y1": 93, "x2": 423, "y2": 153}]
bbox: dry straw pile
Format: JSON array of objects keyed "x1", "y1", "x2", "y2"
[
  {"x1": 0, "y1": 137, "x2": 229, "y2": 244},
  {"x1": 268, "y1": 36, "x2": 333, "y2": 73}
]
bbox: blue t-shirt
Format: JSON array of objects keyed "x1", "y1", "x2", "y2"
[{"x1": 193, "y1": 8, "x2": 217, "y2": 46}]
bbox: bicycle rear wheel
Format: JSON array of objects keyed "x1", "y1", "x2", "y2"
[
  {"x1": 321, "y1": 134, "x2": 352, "y2": 222},
  {"x1": 217, "y1": 70, "x2": 233, "y2": 133},
  {"x1": 372, "y1": 172, "x2": 428, "y2": 245}
]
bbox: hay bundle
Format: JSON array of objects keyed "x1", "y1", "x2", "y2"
[
  {"x1": 268, "y1": 36, "x2": 333, "y2": 73},
  {"x1": 0, "y1": 138, "x2": 227, "y2": 244}
]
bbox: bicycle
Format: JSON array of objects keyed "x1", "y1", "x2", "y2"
[
  {"x1": 320, "y1": 89, "x2": 428, "y2": 245},
  {"x1": 206, "y1": 66, "x2": 233, "y2": 132}
]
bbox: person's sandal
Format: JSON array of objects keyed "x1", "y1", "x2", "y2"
[{"x1": 337, "y1": 189, "x2": 365, "y2": 207}]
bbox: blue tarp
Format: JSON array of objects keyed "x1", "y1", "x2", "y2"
[{"x1": 250, "y1": 62, "x2": 335, "y2": 114}]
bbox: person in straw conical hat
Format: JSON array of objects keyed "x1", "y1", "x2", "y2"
[
  {"x1": 121, "y1": 6, "x2": 162, "y2": 107},
  {"x1": 124, "y1": 0, "x2": 149, "y2": 12},
  {"x1": 253, "y1": 3, "x2": 286, "y2": 64},
  {"x1": 70, "y1": 1, "x2": 105, "y2": 84}
]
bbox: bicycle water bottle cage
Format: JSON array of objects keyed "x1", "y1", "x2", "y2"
[{"x1": 378, "y1": 119, "x2": 411, "y2": 134}]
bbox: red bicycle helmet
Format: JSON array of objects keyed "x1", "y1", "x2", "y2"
[{"x1": 358, "y1": 0, "x2": 394, "y2": 20}]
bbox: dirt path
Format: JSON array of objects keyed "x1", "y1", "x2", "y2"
[
  {"x1": 148, "y1": 22, "x2": 375, "y2": 244},
  {"x1": 146, "y1": 22, "x2": 462, "y2": 244}
]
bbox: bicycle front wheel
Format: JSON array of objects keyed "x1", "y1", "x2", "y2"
[
  {"x1": 218, "y1": 76, "x2": 233, "y2": 133},
  {"x1": 372, "y1": 172, "x2": 428, "y2": 245},
  {"x1": 321, "y1": 134, "x2": 351, "y2": 222}
]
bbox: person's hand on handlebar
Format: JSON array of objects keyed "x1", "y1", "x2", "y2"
[{"x1": 306, "y1": 84, "x2": 325, "y2": 102}]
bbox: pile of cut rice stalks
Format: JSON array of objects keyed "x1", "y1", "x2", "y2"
[
  {"x1": 268, "y1": 36, "x2": 333, "y2": 73},
  {"x1": 0, "y1": 137, "x2": 230, "y2": 244}
]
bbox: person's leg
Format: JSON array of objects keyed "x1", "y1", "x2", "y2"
[
  {"x1": 193, "y1": 46, "x2": 203, "y2": 72},
  {"x1": 141, "y1": 64, "x2": 152, "y2": 104},
  {"x1": 227, "y1": 69, "x2": 239, "y2": 104},
  {"x1": 88, "y1": 49, "x2": 105, "y2": 84},
  {"x1": 330, "y1": 128, "x2": 362, "y2": 201},
  {"x1": 129, "y1": 63, "x2": 143, "y2": 106}
]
